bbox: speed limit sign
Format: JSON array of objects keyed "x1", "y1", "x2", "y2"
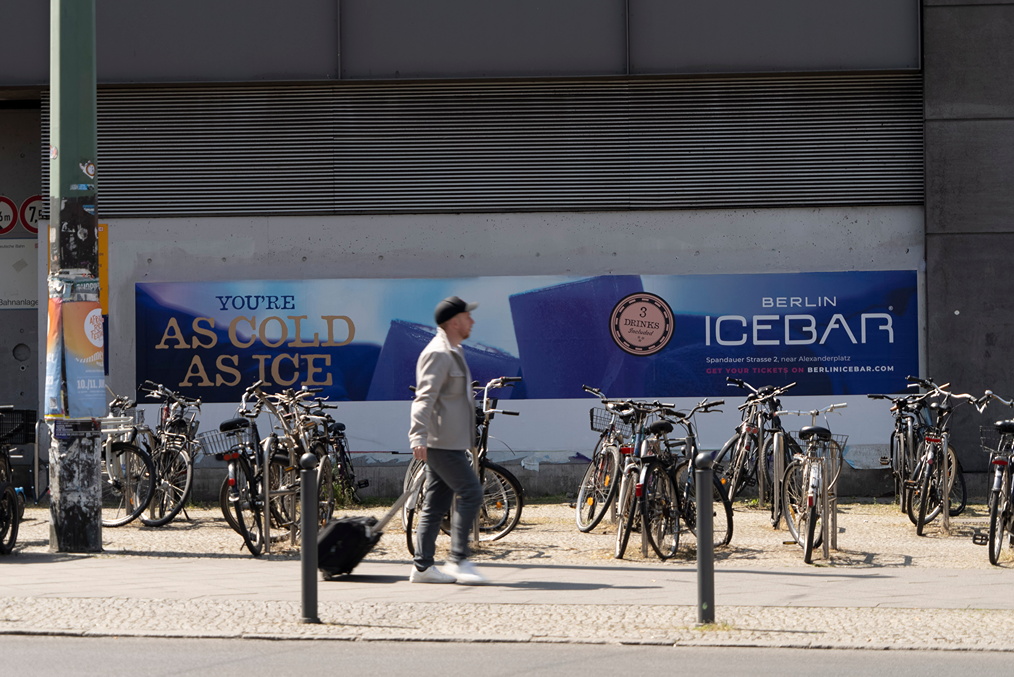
[
  {"x1": 0, "y1": 196, "x2": 17, "y2": 234},
  {"x1": 19, "y1": 195, "x2": 42, "y2": 234}
]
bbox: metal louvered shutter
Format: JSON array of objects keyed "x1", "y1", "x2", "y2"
[{"x1": 41, "y1": 73, "x2": 923, "y2": 217}]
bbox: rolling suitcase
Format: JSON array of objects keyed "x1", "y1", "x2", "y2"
[{"x1": 318, "y1": 471, "x2": 425, "y2": 578}]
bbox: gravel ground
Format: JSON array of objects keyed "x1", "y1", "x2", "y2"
[{"x1": 12, "y1": 497, "x2": 1008, "y2": 570}]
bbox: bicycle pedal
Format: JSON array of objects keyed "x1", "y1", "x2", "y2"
[
  {"x1": 879, "y1": 457, "x2": 891, "y2": 466},
  {"x1": 782, "y1": 540, "x2": 798, "y2": 546},
  {"x1": 972, "y1": 534, "x2": 988, "y2": 546},
  {"x1": 357, "y1": 479, "x2": 370, "y2": 489},
  {"x1": 904, "y1": 480, "x2": 918, "y2": 490}
]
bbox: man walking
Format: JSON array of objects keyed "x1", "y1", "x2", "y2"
[{"x1": 407, "y1": 296, "x2": 487, "y2": 585}]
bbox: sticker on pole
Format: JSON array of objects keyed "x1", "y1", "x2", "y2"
[
  {"x1": 0, "y1": 196, "x2": 18, "y2": 234},
  {"x1": 609, "y1": 293, "x2": 674, "y2": 356},
  {"x1": 19, "y1": 195, "x2": 42, "y2": 234}
]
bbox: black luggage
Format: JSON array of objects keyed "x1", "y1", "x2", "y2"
[{"x1": 318, "y1": 471, "x2": 424, "y2": 579}]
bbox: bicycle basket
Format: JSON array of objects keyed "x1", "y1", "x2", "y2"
[
  {"x1": 589, "y1": 407, "x2": 633, "y2": 439},
  {"x1": 979, "y1": 426, "x2": 1014, "y2": 456},
  {"x1": 196, "y1": 427, "x2": 257, "y2": 460},
  {"x1": 0, "y1": 409, "x2": 36, "y2": 445},
  {"x1": 787, "y1": 431, "x2": 848, "y2": 458}
]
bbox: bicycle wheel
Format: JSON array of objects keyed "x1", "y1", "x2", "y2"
[
  {"x1": 891, "y1": 430, "x2": 906, "y2": 513},
  {"x1": 947, "y1": 447, "x2": 967, "y2": 517},
  {"x1": 643, "y1": 461, "x2": 680, "y2": 560},
  {"x1": 317, "y1": 455, "x2": 335, "y2": 526},
  {"x1": 575, "y1": 438, "x2": 619, "y2": 532},
  {"x1": 915, "y1": 457, "x2": 939, "y2": 536},
  {"x1": 140, "y1": 441, "x2": 193, "y2": 527},
  {"x1": 988, "y1": 468, "x2": 1009, "y2": 565},
  {"x1": 781, "y1": 459, "x2": 820, "y2": 548},
  {"x1": 219, "y1": 472, "x2": 242, "y2": 533},
  {"x1": 614, "y1": 472, "x2": 637, "y2": 559},
  {"x1": 725, "y1": 432, "x2": 758, "y2": 501},
  {"x1": 906, "y1": 460, "x2": 926, "y2": 526},
  {"x1": 230, "y1": 456, "x2": 264, "y2": 556},
  {"x1": 762, "y1": 433, "x2": 801, "y2": 497},
  {"x1": 403, "y1": 466, "x2": 427, "y2": 556},
  {"x1": 335, "y1": 436, "x2": 363, "y2": 505},
  {"x1": 803, "y1": 502, "x2": 820, "y2": 564},
  {"x1": 478, "y1": 461, "x2": 523, "y2": 542},
  {"x1": 0, "y1": 484, "x2": 18, "y2": 554},
  {"x1": 675, "y1": 460, "x2": 734, "y2": 547},
  {"x1": 101, "y1": 442, "x2": 156, "y2": 527}
]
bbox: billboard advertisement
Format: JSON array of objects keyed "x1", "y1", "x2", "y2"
[{"x1": 136, "y1": 271, "x2": 918, "y2": 404}]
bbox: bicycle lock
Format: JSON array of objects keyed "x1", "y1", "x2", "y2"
[
  {"x1": 300, "y1": 452, "x2": 320, "y2": 624},
  {"x1": 694, "y1": 451, "x2": 716, "y2": 624}
]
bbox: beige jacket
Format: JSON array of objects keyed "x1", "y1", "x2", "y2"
[{"x1": 408, "y1": 328, "x2": 476, "y2": 451}]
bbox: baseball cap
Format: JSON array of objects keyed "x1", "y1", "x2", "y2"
[{"x1": 434, "y1": 296, "x2": 478, "y2": 325}]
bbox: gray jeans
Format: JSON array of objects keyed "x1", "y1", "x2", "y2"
[{"x1": 413, "y1": 448, "x2": 483, "y2": 570}]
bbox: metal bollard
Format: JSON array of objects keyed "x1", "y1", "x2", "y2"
[
  {"x1": 299, "y1": 452, "x2": 320, "y2": 624},
  {"x1": 694, "y1": 451, "x2": 715, "y2": 625}
]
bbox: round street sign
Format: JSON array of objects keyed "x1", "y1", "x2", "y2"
[
  {"x1": 19, "y1": 195, "x2": 42, "y2": 234},
  {"x1": 0, "y1": 196, "x2": 18, "y2": 235}
]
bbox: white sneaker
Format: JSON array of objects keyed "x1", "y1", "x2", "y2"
[
  {"x1": 446, "y1": 560, "x2": 488, "y2": 585},
  {"x1": 409, "y1": 565, "x2": 456, "y2": 584}
]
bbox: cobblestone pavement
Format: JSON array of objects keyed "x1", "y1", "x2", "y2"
[{"x1": 4, "y1": 500, "x2": 1014, "y2": 649}]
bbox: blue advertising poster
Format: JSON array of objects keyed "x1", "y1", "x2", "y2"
[{"x1": 135, "y1": 271, "x2": 918, "y2": 403}]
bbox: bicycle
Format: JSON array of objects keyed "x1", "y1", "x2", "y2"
[
  {"x1": 209, "y1": 382, "x2": 337, "y2": 555},
  {"x1": 0, "y1": 406, "x2": 34, "y2": 554},
  {"x1": 904, "y1": 377, "x2": 972, "y2": 535},
  {"x1": 135, "y1": 381, "x2": 201, "y2": 527},
  {"x1": 717, "y1": 378, "x2": 800, "y2": 510},
  {"x1": 867, "y1": 387, "x2": 936, "y2": 516},
  {"x1": 975, "y1": 390, "x2": 1014, "y2": 564},
  {"x1": 574, "y1": 403, "x2": 633, "y2": 532},
  {"x1": 98, "y1": 396, "x2": 157, "y2": 528},
  {"x1": 580, "y1": 387, "x2": 662, "y2": 559},
  {"x1": 637, "y1": 398, "x2": 732, "y2": 560},
  {"x1": 403, "y1": 376, "x2": 525, "y2": 554},
  {"x1": 777, "y1": 402, "x2": 847, "y2": 563}
]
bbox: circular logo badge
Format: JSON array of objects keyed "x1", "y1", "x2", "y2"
[
  {"x1": 609, "y1": 293, "x2": 674, "y2": 356},
  {"x1": 85, "y1": 308, "x2": 104, "y2": 349}
]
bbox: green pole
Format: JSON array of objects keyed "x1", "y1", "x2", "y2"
[{"x1": 47, "y1": 0, "x2": 103, "y2": 553}]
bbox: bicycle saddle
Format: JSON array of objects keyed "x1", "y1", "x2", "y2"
[
  {"x1": 328, "y1": 421, "x2": 346, "y2": 433},
  {"x1": 929, "y1": 402, "x2": 952, "y2": 414},
  {"x1": 995, "y1": 420, "x2": 1014, "y2": 435},
  {"x1": 220, "y1": 417, "x2": 251, "y2": 433},
  {"x1": 648, "y1": 420, "x2": 674, "y2": 436},
  {"x1": 798, "y1": 425, "x2": 832, "y2": 441}
]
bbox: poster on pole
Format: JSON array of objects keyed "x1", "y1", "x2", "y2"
[{"x1": 136, "y1": 271, "x2": 918, "y2": 403}]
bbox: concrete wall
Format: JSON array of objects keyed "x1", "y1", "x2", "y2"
[
  {"x1": 924, "y1": 0, "x2": 1014, "y2": 471},
  {"x1": 2, "y1": 1, "x2": 919, "y2": 86},
  {"x1": 37, "y1": 206, "x2": 925, "y2": 461},
  {"x1": 0, "y1": 106, "x2": 42, "y2": 411}
]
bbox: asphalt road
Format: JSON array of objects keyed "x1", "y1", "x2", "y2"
[{"x1": 3, "y1": 636, "x2": 1011, "y2": 677}]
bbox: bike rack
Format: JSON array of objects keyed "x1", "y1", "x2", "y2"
[
  {"x1": 941, "y1": 431, "x2": 951, "y2": 534},
  {"x1": 263, "y1": 438, "x2": 271, "y2": 555},
  {"x1": 772, "y1": 432, "x2": 784, "y2": 528}
]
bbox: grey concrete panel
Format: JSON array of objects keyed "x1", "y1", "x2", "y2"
[
  {"x1": 629, "y1": 0, "x2": 920, "y2": 75},
  {"x1": 0, "y1": 309, "x2": 39, "y2": 410},
  {"x1": 925, "y1": 5, "x2": 1014, "y2": 119},
  {"x1": 0, "y1": 108, "x2": 43, "y2": 239},
  {"x1": 925, "y1": 121, "x2": 1014, "y2": 233},
  {"x1": 926, "y1": 1, "x2": 1014, "y2": 6},
  {"x1": 0, "y1": 1, "x2": 339, "y2": 86},
  {"x1": 927, "y1": 233, "x2": 1014, "y2": 472},
  {"x1": 340, "y1": 0, "x2": 625, "y2": 79},
  {"x1": 0, "y1": 4, "x2": 48, "y2": 85},
  {"x1": 43, "y1": 206, "x2": 922, "y2": 455},
  {"x1": 95, "y1": 0, "x2": 339, "y2": 83}
]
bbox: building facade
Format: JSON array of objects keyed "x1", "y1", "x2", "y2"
[{"x1": 0, "y1": 1, "x2": 1007, "y2": 472}]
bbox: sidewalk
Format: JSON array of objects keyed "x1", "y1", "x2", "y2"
[{"x1": 3, "y1": 503, "x2": 1014, "y2": 650}]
